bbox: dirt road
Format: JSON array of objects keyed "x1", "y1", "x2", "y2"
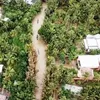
[{"x1": 32, "y1": 3, "x2": 47, "y2": 100}]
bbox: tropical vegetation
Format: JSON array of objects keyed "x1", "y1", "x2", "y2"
[
  {"x1": 0, "y1": 0, "x2": 41, "y2": 99},
  {"x1": 39, "y1": 0, "x2": 100, "y2": 99},
  {"x1": 0, "y1": 0, "x2": 100, "y2": 100}
]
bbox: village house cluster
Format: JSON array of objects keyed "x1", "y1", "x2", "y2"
[
  {"x1": 76, "y1": 34, "x2": 100, "y2": 80},
  {"x1": 64, "y1": 34, "x2": 100, "y2": 94}
]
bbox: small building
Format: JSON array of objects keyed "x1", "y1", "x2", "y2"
[
  {"x1": 0, "y1": 64, "x2": 3, "y2": 73},
  {"x1": 84, "y1": 34, "x2": 100, "y2": 52},
  {"x1": 77, "y1": 55, "x2": 100, "y2": 69},
  {"x1": 64, "y1": 84, "x2": 83, "y2": 94}
]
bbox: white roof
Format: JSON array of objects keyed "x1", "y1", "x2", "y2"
[
  {"x1": 24, "y1": 0, "x2": 36, "y2": 4},
  {"x1": 0, "y1": 64, "x2": 3, "y2": 73},
  {"x1": 64, "y1": 84, "x2": 83, "y2": 94},
  {"x1": 78, "y1": 55, "x2": 100, "y2": 68},
  {"x1": 2, "y1": 17, "x2": 10, "y2": 22},
  {"x1": 0, "y1": 94, "x2": 6, "y2": 100},
  {"x1": 84, "y1": 34, "x2": 100, "y2": 50}
]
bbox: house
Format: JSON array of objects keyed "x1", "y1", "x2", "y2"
[
  {"x1": 84, "y1": 34, "x2": 100, "y2": 52},
  {"x1": 75, "y1": 55, "x2": 100, "y2": 81},
  {"x1": 0, "y1": 64, "x2": 3, "y2": 73},
  {"x1": 64, "y1": 84, "x2": 83, "y2": 94},
  {"x1": 77, "y1": 55, "x2": 100, "y2": 69}
]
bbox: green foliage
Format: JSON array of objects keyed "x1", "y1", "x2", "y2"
[
  {"x1": 80, "y1": 82, "x2": 100, "y2": 100},
  {"x1": 39, "y1": 0, "x2": 100, "y2": 99},
  {"x1": 39, "y1": 0, "x2": 100, "y2": 61},
  {"x1": 59, "y1": 87, "x2": 75, "y2": 100},
  {"x1": 0, "y1": 0, "x2": 41, "y2": 99},
  {"x1": 8, "y1": 80, "x2": 35, "y2": 100},
  {"x1": 90, "y1": 50, "x2": 100, "y2": 55},
  {"x1": 42, "y1": 56, "x2": 77, "y2": 99},
  {"x1": 59, "y1": 50, "x2": 66, "y2": 64}
]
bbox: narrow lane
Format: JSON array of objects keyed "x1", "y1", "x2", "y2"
[{"x1": 32, "y1": 3, "x2": 47, "y2": 100}]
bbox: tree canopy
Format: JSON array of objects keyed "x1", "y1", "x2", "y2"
[{"x1": 0, "y1": 0, "x2": 41, "y2": 99}]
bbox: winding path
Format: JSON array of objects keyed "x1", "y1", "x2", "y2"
[{"x1": 32, "y1": 3, "x2": 47, "y2": 100}]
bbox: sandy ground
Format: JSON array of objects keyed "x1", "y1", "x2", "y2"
[{"x1": 32, "y1": 3, "x2": 47, "y2": 100}]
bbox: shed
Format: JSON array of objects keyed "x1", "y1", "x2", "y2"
[
  {"x1": 64, "y1": 84, "x2": 83, "y2": 94},
  {"x1": 84, "y1": 34, "x2": 100, "y2": 52},
  {"x1": 77, "y1": 55, "x2": 100, "y2": 69}
]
